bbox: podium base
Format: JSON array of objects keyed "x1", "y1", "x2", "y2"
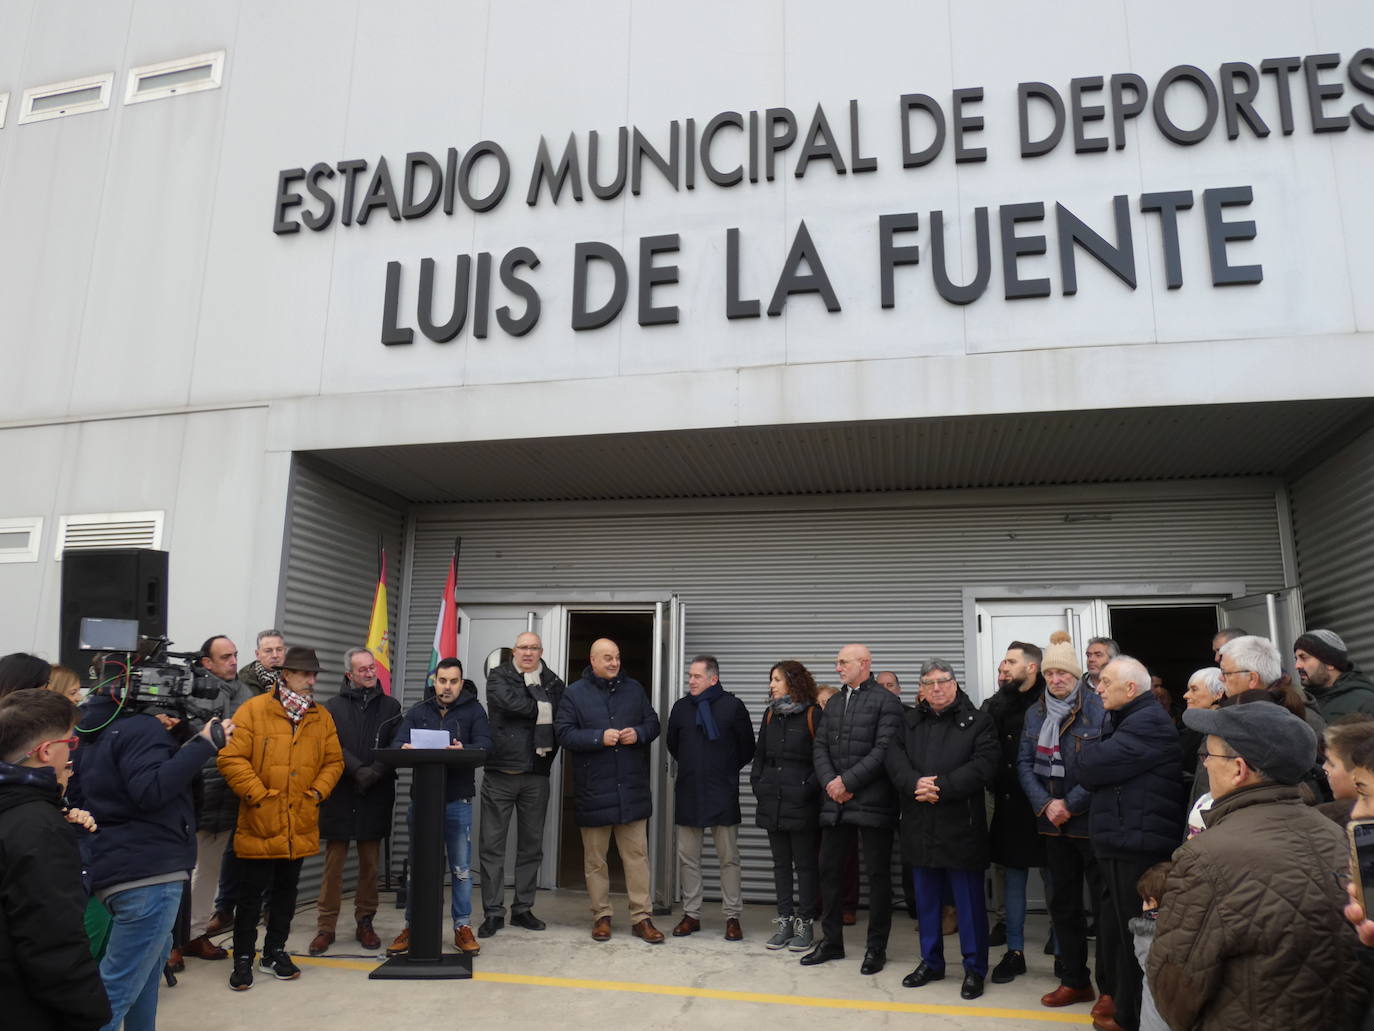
[{"x1": 368, "y1": 953, "x2": 474, "y2": 980}]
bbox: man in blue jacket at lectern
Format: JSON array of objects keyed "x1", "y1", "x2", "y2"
[
  {"x1": 556, "y1": 638, "x2": 664, "y2": 944},
  {"x1": 386, "y1": 657, "x2": 490, "y2": 959}
]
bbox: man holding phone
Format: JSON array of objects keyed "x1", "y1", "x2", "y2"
[{"x1": 1148, "y1": 703, "x2": 1370, "y2": 1030}]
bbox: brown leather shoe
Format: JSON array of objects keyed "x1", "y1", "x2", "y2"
[
  {"x1": 386, "y1": 928, "x2": 410, "y2": 956},
  {"x1": 167, "y1": 948, "x2": 185, "y2": 973},
  {"x1": 592, "y1": 916, "x2": 612, "y2": 942},
  {"x1": 307, "y1": 930, "x2": 335, "y2": 956},
  {"x1": 454, "y1": 925, "x2": 480, "y2": 954},
  {"x1": 205, "y1": 909, "x2": 234, "y2": 936},
  {"x1": 356, "y1": 918, "x2": 381, "y2": 950},
  {"x1": 724, "y1": 918, "x2": 743, "y2": 941},
  {"x1": 632, "y1": 918, "x2": 665, "y2": 943},
  {"x1": 1092, "y1": 1019, "x2": 1126, "y2": 1031},
  {"x1": 184, "y1": 935, "x2": 228, "y2": 961},
  {"x1": 1042, "y1": 984, "x2": 1096, "y2": 1007},
  {"x1": 672, "y1": 915, "x2": 701, "y2": 937},
  {"x1": 1091, "y1": 995, "x2": 1116, "y2": 1021}
]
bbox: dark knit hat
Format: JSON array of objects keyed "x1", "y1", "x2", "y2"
[{"x1": 1293, "y1": 629, "x2": 1351, "y2": 672}]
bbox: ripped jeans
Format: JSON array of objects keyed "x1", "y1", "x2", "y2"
[{"x1": 406, "y1": 798, "x2": 473, "y2": 928}]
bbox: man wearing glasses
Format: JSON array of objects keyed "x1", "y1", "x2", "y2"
[
  {"x1": 801, "y1": 643, "x2": 905, "y2": 975},
  {"x1": 478, "y1": 631, "x2": 565, "y2": 938},
  {"x1": 0, "y1": 690, "x2": 111, "y2": 1030},
  {"x1": 309, "y1": 647, "x2": 400, "y2": 955}
]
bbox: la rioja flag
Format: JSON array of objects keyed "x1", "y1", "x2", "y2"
[
  {"x1": 365, "y1": 547, "x2": 393, "y2": 695},
  {"x1": 430, "y1": 545, "x2": 459, "y2": 678}
]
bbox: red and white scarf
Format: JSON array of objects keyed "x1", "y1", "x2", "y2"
[{"x1": 278, "y1": 684, "x2": 313, "y2": 725}]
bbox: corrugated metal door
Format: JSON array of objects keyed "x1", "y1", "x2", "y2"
[
  {"x1": 277, "y1": 459, "x2": 406, "y2": 905},
  {"x1": 400, "y1": 484, "x2": 1287, "y2": 904},
  {"x1": 1290, "y1": 425, "x2": 1374, "y2": 664}
]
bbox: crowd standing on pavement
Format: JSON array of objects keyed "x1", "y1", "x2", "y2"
[{"x1": 2, "y1": 618, "x2": 1374, "y2": 1031}]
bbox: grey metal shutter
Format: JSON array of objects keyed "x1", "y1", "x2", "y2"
[
  {"x1": 401, "y1": 485, "x2": 1286, "y2": 903},
  {"x1": 277, "y1": 459, "x2": 406, "y2": 905},
  {"x1": 1290, "y1": 425, "x2": 1374, "y2": 664}
]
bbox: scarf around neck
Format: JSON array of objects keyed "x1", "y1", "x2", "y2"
[
  {"x1": 250, "y1": 661, "x2": 278, "y2": 690},
  {"x1": 278, "y1": 684, "x2": 313, "y2": 725},
  {"x1": 768, "y1": 696, "x2": 805, "y2": 717},
  {"x1": 1033, "y1": 684, "x2": 1079, "y2": 780},
  {"x1": 524, "y1": 668, "x2": 555, "y2": 756},
  {"x1": 690, "y1": 681, "x2": 724, "y2": 740}
]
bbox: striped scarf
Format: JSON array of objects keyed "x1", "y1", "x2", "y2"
[{"x1": 1033, "y1": 685, "x2": 1078, "y2": 780}]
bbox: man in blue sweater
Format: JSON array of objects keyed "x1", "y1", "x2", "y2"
[{"x1": 385, "y1": 657, "x2": 490, "y2": 957}]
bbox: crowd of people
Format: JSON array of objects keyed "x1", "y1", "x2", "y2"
[{"x1": 1, "y1": 620, "x2": 1373, "y2": 1030}]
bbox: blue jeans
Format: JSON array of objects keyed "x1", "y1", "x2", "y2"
[
  {"x1": 99, "y1": 880, "x2": 184, "y2": 1031},
  {"x1": 1004, "y1": 865, "x2": 1028, "y2": 952},
  {"x1": 407, "y1": 799, "x2": 473, "y2": 928}
]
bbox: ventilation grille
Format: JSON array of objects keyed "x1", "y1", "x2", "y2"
[
  {"x1": 18, "y1": 73, "x2": 113, "y2": 124},
  {"x1": 0, "y1": 517, "x2": 42, "y2": 563},
  {"x1": 55, "y1": 511, "x2": 164, "y2": 559},
  {"x1": 125, "y1": 50, "x2": 225, "y2": 105}
]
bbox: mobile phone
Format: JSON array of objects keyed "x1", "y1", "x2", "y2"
[{"x1": 1349, "y1": 819, "x2": 1374, "y2": 914}]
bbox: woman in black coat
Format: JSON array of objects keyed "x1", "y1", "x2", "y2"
[
  {"x1": 885, "y1": 661, "x2": 999, "y2": 999},
  {"x1": 751, "y1": 660, "x2": 821, "y2": 952}
]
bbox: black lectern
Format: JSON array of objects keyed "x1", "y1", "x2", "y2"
[{"x1": 369, "y1": 747, "x2": 488, "y2": 980}]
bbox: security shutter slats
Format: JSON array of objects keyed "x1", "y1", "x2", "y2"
[
  {"x1": 401, "y1": 488, "x2": 1285, "y2": 903},
  {"x1": 1290, "y1": 425, "x2": 1374, "y2": 664},
  {"x1": 278, "y1": 460, "x2": 405, "y2": 905}
]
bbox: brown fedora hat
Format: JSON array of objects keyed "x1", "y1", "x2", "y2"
[{"x1": 281, "y1": 646, "x2": 323, "y2": 673}]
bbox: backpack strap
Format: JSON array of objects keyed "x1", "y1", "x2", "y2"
[{"x1": 806, "y1": 705, "x2": 816, "y2": 738}]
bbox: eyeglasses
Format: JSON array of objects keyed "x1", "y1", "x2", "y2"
[
  {"x1": 1197, "y1": 747, "x2": 1238, "y2": 763},
  {"x1": 919, "y1": 676, "x2": 956, "y2": 688},
  {"x1": 28, "y1": 735, "x2": 79, "y2": 757},
  {"x1": 1217, "y1": 669, "x2": 1253, "y2": 679}
]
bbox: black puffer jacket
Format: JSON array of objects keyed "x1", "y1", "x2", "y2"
[
  {"x1": 812, "y1": 679, "x2": 905, "y2": 828},
  {"x1": 196, "y1": 670, "x2": 257, "y2": 835},
  {"x1": 485, "y1": 660, "x2": 566, "y2": 776},
  {"x1": 318, "y1": 680, "x2": 401, "y2": 842},
  {"x1": 982, "y1": 677, "x2": 1047, "y2": 868},
  {"x1": 556, "y1": 668, "x2": 660, "y2": 827},
  {"x1": 751, "y1": 704, "x2": 820, "y2": 832},
  {"x1": 0, "y1": 763, "x2": 111, "y2": 1031},
  {"x1": 1076, "y1": 693, "x2": 1183, "y2": 860},
  {"x1": 886, "y1": 691, "x2": 998, "y2": 870}
]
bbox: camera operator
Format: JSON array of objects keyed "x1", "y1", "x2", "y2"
[
  {"x1": 183, "y1": 636, "x2": 255, "y2": 962},
  {"x1": 69, "y1": 664, "x2": 234, "y2": 1031}
]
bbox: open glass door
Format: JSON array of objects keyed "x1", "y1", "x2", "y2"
[
  {"x1": 973, "y1": 598, "x2": 1103, "y2": 704},
  {"x1": 1218, "y1": 587, "x2": 1306, "y2": 673}
]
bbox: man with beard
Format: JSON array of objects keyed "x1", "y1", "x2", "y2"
[
  {"x1": 1083, "y1": 638, "x2": 1118, "y2": 693},
  {"x1": 1293, "y1": 629, "x2": 1374, "y2": 722},
  {"x1": 982, "y1": 641, "x2": 1046, "y2": 985},
  {"x1": 310, "y1": 647, "x2": 399, "y2": 955}
]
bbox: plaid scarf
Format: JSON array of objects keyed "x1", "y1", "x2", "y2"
[
  {"x1": 250, "y1": 661, "x2": 278, "y2": 690},
  {"x1": 278, "y1": 684, "x2": 313, "y2": 725},
  {"x1": 1033, "y1": 685, "x2": 1078, "y2": 780}
]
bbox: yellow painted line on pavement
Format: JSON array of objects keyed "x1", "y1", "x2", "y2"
[{"x1": 294, "y1": 955, "x2": 1092, "y2": 1024}]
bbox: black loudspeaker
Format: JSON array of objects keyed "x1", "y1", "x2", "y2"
[{"x1": 59, "y1": 548, "x2": 168, "y2": 672}]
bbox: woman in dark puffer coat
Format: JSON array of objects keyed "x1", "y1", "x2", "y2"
[{"x1": 751, "y1": 660, "x2": 822, "y2": 952}]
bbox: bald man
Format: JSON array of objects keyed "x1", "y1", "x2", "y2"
[
  {"x1": 801, "y1": 644, "x2": 905, "y2": 975},
  {"x1": 478, "y1": 632, "x2": 566, "y2": 938},
  {"x1": 555, "y1": 638, "x2": 663, "y2": 943}
]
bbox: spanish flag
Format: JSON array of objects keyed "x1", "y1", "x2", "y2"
[{"x1": 366, "y1": 547, "x2": 392, "y2": 695}]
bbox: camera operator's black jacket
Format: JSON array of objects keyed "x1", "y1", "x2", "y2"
[
  {"x1": 319, "y1": 678, "x2": 401, "y2": 842},
  {"x1": 70, "y1": 696, "x2": 213, "y2": 893},
  {"x1": 0, "y1": 762, "x2": 111, "y2": 1031}
]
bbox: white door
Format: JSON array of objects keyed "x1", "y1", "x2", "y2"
[
  {"x1": 973, "y1": 598, "x2": 1104, "y2": 704},
  {"x1": 1218, "y1": 587, "x2": 1306, "y2": 673},
  {"x1": 456, "y1": 603, "x2": 561, "y2": 889}
]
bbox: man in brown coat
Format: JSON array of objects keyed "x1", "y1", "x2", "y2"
[
  {"x1": 1149, "y1": 703, "x2": 1370, "y2": 1031},
  {"x1": 218, "y1": 646, "x2": 343, "y2": 991}
]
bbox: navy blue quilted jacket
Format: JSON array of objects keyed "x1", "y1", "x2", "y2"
[
  {"x1": 556, "y1": 668, "x2": 660, "y2": 827},
  {"x1": 1074, "y1": 692, "x2": 1183, "y2": 860}
]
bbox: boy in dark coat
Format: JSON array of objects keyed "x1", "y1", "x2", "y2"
[
  {"x1": 886, "y1": 660, "x2": 999, "y2": 1000},
  {"x1": 665, "y1": 655, "x2": 754, "y2": 941},
  {"x1": 0, "y1": 691, "x2": 110, "y2": 1031}
]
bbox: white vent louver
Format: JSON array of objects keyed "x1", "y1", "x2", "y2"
[
  {"x1": 125, "y1": 51, "x2": 225, "y2": 106},
  {"x1": 55, "y1": 511, "x2": 164, "y2": 560},
  {"x1": 18, "y1": 73, "x2": 113, "y2": 124},
  {"x1": 0, "y1": 517, "x2": 42, "y2": 563}
]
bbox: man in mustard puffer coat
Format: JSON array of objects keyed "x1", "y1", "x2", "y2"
[{"x1": 218, "y1": 646, "x2": 343, "y2": 991}]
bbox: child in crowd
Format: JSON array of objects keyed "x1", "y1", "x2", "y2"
[
  {"x1": 1132, "y1": 862, "x2": 1172, "y2": 1031},
  {"x1": 1319, "y1": 714, "x2": 1374, "y2": 826}
]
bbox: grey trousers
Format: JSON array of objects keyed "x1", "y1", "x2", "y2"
[
  {"x1": 677, "y1": 824, "x2": 742, "y2": 919},
  {"x1": 478, "y1": 770, "x2": 551, "y2": 918}
]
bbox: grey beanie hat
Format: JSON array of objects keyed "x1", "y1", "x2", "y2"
[{"x1": 1183, "y1": 702, "x2": 1316, "y2": 785}]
